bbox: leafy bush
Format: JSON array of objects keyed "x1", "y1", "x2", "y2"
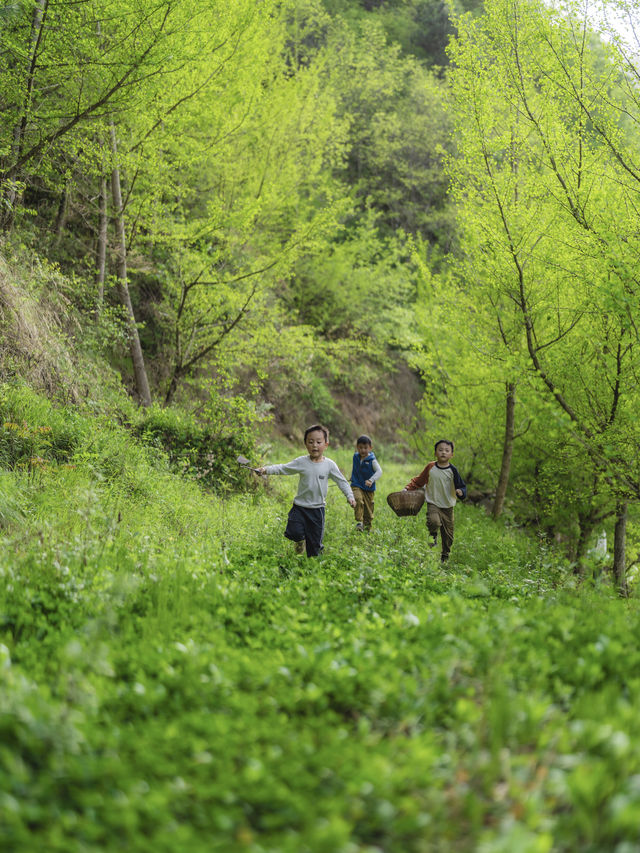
[
  {"x1": 0, "y1": 382, "x2": 89, "y2": 469},
  {"x1": 133, "y1": 394, "x2": 266, "y2": 492}
]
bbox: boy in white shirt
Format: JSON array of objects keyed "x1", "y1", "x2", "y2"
[
  {"x1": 257, "y1": 424, "x2": 356, "y2": 557},
  {"x1": 404, "y1": 439, "x2": 467, "y2": 562}
]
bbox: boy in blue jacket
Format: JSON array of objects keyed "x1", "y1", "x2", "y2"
[
  {"x1": 404, "y1": 439, "x2": 466, "y2": 562},
  {"x1": 350, "y1": 434, "x2": 383, "y2": 531}
]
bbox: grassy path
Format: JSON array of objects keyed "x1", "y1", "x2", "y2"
[{"x1": 2, "y1": 433, "x2": 640, "y2": 852}]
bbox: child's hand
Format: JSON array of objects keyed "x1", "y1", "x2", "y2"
[
  {"x1": 256, "y1": 467, "x2": 267, "y2": 476},
  {"x1": 348, "y1": 497, "x2": 356, "y2": 507},
  {"x1": 364, "y1": 479, "x2": 373, "y2": 487},
  {"x1": 456, "y1": 488, "x2": 463, "y2": 497}
]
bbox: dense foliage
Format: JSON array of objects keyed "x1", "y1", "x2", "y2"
[
  {"x1": 0, "y1": 0, "x2": 455, "y2": 412},
  {"x1": 2, "y1": 0, "x2": 638, "y2": 567},
  {"x1": 2, "y1": 0, "x2": 640, "y2": 845},
  {"x1": 407, "y1": 0, "x2": 640, "y2": 573},
  {"x1": 3, "y1": 381, "x2": 640, "y2": 852}
]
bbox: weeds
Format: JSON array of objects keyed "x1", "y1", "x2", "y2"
[{"x1": 1, "y1": 386, "x2": 639, "y2": 851}]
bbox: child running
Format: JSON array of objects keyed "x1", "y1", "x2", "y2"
[
  {"x1": 257, "y1": 424, "x2": 356, "y2": 557},
  {"x1": 350, "y1": 434, "x2": 382, "y2": 531},
  {"x1": 404, "y1": 439, "x2": 466, "y2": 563}
]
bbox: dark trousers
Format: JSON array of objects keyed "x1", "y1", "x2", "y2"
[
  {"x1": 284, "y1": 504, "x2": 325, "y2": 557},
  {"x1": 426, "y1": 502, "x2": 455, "y2": 560}
]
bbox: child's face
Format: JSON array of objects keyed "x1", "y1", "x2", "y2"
[
  {"x1": 357, "y1": 442, "x2": 371, "y2": 459},
  {"x1": 305, "y1": 429, "x2": 328, "y2": 459},
  {"x1": 435, "y1": 442, "x2": 453, "y2": 464}
]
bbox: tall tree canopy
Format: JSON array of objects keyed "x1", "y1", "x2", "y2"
[{"x1": 409, "y1": 0, "x2": 640, "y2": 575}]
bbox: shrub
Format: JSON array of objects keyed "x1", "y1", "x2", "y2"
[
  {"x1": 133, "y1": 394, "x2": 266, "y2": 492},
  {"x1": 0, "y1": 382, "x2": 88, "y2": 469}
]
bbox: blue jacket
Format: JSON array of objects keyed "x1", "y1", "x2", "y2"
[{"x1": 351, "y1": 451, "x2": 377, "y2": 492}]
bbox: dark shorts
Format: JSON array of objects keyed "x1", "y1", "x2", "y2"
[{"x1": 284, "y1": 504, "x2": 325, "y2": 557}]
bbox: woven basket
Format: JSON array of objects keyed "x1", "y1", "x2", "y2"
[{"x1": 386, "y1": 489, "x2": 425, "y2": 517}]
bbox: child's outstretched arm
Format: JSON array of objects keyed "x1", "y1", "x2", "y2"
[
  {"x1": 329, "y1": 463, "x2": 356, "y2": 507},
  {"x1": 404, "y1": 462, "x2": 433, "y2": 491},
  {"x1": 257, "y1": 460, "x2": 303, "y2": 477}
]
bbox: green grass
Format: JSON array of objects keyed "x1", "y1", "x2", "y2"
[{"x1": 1, "y1": 385, "x2": 639, "y2": 852}]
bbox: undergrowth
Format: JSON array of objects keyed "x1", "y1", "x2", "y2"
[{"x1": 1, "y1": 384, "x2": 639, "y2": 853}]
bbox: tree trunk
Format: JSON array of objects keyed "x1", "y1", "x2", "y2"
[
  {"x1": 492, "y1": 382, "x2": 516, "y2": 519},
  {"x1": 53, "y1": 180, "x2": 69, "y2": 247},
  {"x1": 96, "y1": 172, "x2": 108, "y2": 311},
  {"x1": 164, "y1": 368, "x2": 182, "y2": 406},
  {"x1": 109, "y1": 124, "x2": 152, "y2": 407},
  {"x1": 574, "y1": 513, "x2": 595, "y2": 572},
  {"x1": 613, "y1": 501, "x2": 628, "y2": 596}
]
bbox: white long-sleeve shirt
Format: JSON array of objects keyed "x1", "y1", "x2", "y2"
[{"x1": 264, "y1": 455, "x2": 354, "y2": 508}]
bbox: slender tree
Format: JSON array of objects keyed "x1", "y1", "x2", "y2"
[
  {"x1": 447, "y1": 0, "x2": 640, "y2": 577},
  {"x1": 109, "y1": 124, "x2": 151, "y2": 407}
]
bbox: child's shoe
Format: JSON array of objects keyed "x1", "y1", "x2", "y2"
[
  {"x1": 294, "y1": 539, "x2": 306, "y2": 555},
  {"x1": 355, "y1": 522, "x2": 364, "y2": 531}
]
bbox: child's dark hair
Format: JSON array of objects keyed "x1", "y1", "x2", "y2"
[
  {"x1": 434, "y1": 439, "x2": 454, "y2": 452},
  {"x1": 305, "y1": 424, "x2": 329, "y2": 442},
  {"x1": 356, "y1": 434, "x2": 372, "y2": 446}
]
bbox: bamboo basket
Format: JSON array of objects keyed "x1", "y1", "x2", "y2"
[{"x1": 386, "y1": 489, "x2": 425, "y2": 517}]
